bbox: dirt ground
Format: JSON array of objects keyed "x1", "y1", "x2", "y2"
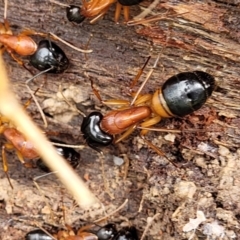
[{"x1": 0, "y1": 0, "x2": 240, "y2": 239}]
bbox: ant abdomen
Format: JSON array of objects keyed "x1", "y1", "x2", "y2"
[{"x1": 152, "y1": 71, "x2": 215, "y2": 118}]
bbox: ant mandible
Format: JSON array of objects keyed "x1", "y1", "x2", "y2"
[
  {"x1": 50, "y1": 0, "x2": 143, "y2": 24},
  {"x1": 81, "y1": 54, "x2": 215, "y2": 155},
  {"x1": 0, "y1": 0, "x2": 91, "y2": 73}
]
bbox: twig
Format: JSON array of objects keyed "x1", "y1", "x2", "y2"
[{"x1": 140, "y1": 213, "x2": 160, "y2": 240}]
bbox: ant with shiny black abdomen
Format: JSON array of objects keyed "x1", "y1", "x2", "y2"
[
  {"x1": 0, "y1": 0, "x2": 92, "y2": 128},
  {"x1": 0, "y1": 0, "x2": 92, "y2": 74},
  {"x1": 1, "y1": 125, "x2": 81, "y2": 188},
  {"x1": 80, "y1": 53, "x2": 215, "y2": 163},
  {"x1": 49, "y1": 0, "x2": 143, "y2": 24},
  {"x1": 25, "y1": 222, "x2": 138, "y2": 240},
  {"x1": 0, "y1": 88, "x2": 81, "y2": 188}
]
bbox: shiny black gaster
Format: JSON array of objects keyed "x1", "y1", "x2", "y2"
[
  {"x1": 162, "y1": 71, "x2": 215, "y2": 117},
  {"x1": 37, "y1": 139, "x2": 80, "y2": 172}
]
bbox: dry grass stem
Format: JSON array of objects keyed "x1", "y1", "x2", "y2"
[{"x1": 0, "y1": 55, "x2": 97, "y2": 208}]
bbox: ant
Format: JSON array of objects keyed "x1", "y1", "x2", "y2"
[
  {"x1": 80, "y1": 54, "x2": 215, "y2": 156},
  {"x1": 0, "y1": 0, "x2": 91, "y2": 74},
  {"x1": 0, "y1": 90, "x2": 80, "y2": 188},
  {"x1": 50, "y1": 0, "x2": 143, "y2": 24},
  {"x1": 25, "y1": 223, "x2": 138, "y2": 240}
]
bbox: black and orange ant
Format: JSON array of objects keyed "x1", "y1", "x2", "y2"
[
  {"x1": 50, "y1": 0, "x2": 143, "y2": 24},
  {"x1": 0, "y1": 0, "x2": 91, "y2": 74},
  {"x1": 80, "y1": 54, "x2": 215, "y2": 157},
  {"x1": 0, "y1": 90, "x2": 80, "y2": 188}
]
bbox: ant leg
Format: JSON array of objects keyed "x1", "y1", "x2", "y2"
[
  {"x1": 6, "y1": 46, "x2": 35, "y2": 74},
  {"x1": 133, "y1": 93, "x2": 152, "y2": 106},
  {"x1": 114, "y1": 2, "x2": 122, "y2": 23},
  {"x1": 141, "y1": 136, "x2": 178, "y2": 168},
  {"x1": 114, "y1": 125, "x2": 136, "y2": 143},
  {"x1": 6, "y1": 49, "x2": 25, "y2": 66},
  {"x1": 123, "y1": 6, "x2": 130, "y2": 22},
  {"x1": 137, "y1": 126, "x2": 182, "y2": 134},
  {"x1": 15, "y1": 150, "x2": 26, "y2": 164},
  {"x1": 90, "y1": 78, "x2": 103, "y2": 102},
  {"x1": 22, "y1": 87, "x2": 40, "y2": 110},
  {"x1": 91, "y1": 79, "x2": 130, "y2": 106},
  {"x1": 2, "y1": 144, "x2": 13, "y2": 189},
  {"x1": 84, "y1": 0, "x2": 109, "y2": 16},
  {"x1": 138, "y1": 115, "x2": 161, "y2": 135},
  {"x1": 89, "y1": 6, "x2": 110, "y2": 24}
]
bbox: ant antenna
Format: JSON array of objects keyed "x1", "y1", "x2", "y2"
[
  {"x1": 25, "y1": 67, "x2": 53, "y2": 85},
  {"x1": 2, "y1": 145, "x2": 13, "y2": 189},
  {"x1": 141, "y1": 136, "x2": 179, "y2": 168}
]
